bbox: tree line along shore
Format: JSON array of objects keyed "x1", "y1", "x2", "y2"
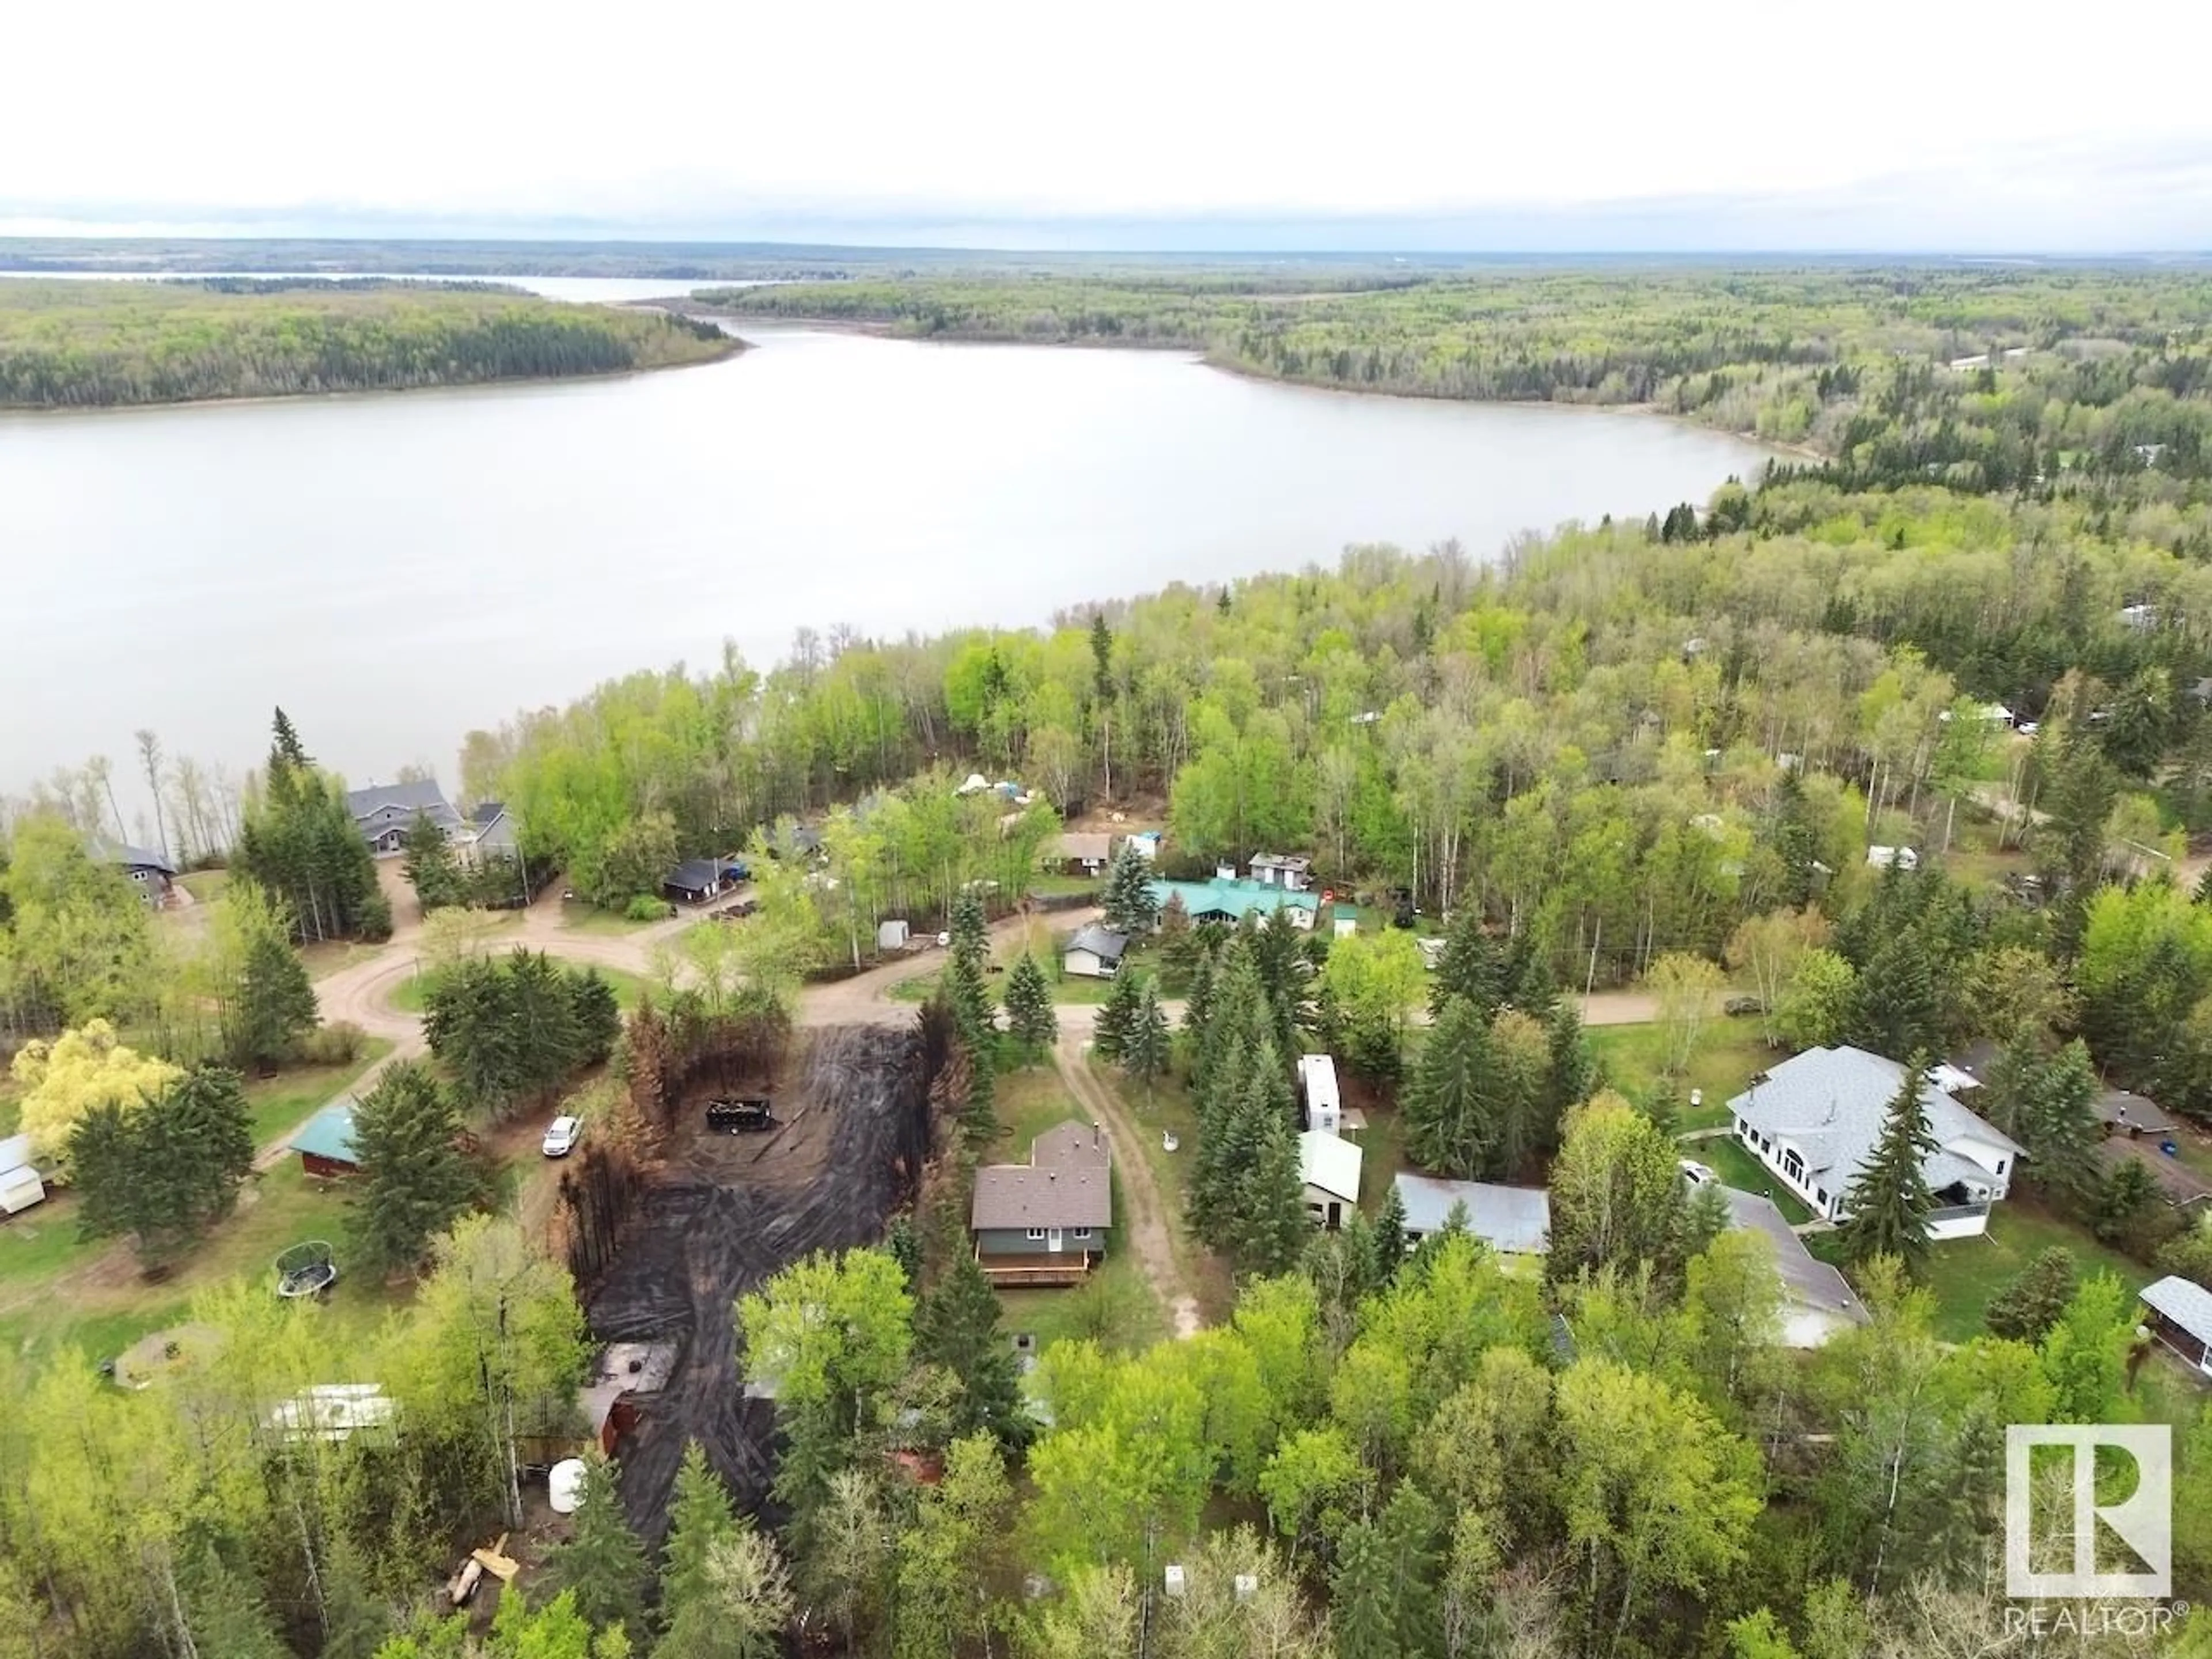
[{"x1": 0, "y1": 278, "x2": 734, "y2": 408}]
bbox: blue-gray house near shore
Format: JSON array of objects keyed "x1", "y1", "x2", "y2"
[{"x1": 971, "y1": 1121, "x2": 1112, "y2": 1287}]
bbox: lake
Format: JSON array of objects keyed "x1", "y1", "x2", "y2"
[{"x1": 0, "y1": 301, "x2": 1775, "y2": 802}]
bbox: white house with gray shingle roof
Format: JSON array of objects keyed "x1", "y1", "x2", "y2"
[{"x1": 1729, "y1": 1046, "x2": 2024, "y2": 1239}]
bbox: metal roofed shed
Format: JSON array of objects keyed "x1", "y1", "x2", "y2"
[
  {"x1": 293, "y1": 1100, "x2": 362, "y2": 1177},
  {"x1": 2138, "y1": 1275, "x2": 2212, "y2": 1375},
  {"x1": 1392, "y1": 1173, "x2": 1552, "y2": 1255},
  {"x1": 267, "y1": 1384, "x2": 395, "y2": 1442},
  {"x1": 1717, "y1": 1187, "x2": 1867, "y2": 1346},
  {"x1": 578, "y1": 1339, "x2": 681, "y2": 1455}
]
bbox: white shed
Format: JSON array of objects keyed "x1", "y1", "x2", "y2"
[
  {"x1": 1298, "y1": 1131, "x2": 1363, "y2": 1230},
  {"x1": 878, "y1": 919, "x2": 911, "y2": 953}
]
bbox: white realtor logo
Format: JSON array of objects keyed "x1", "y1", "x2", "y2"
[{"x1": 2005, "y1": 1426, "x2": 2171, "y2": 1599}]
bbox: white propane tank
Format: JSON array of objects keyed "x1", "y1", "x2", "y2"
[{"x1": 549, "y1": 1458, "x2": 588, "y2": 1515}]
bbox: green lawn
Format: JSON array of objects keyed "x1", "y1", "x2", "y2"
[
  {"x1": 1355, "y1": 1105, "x2": 1408, "y2": 1213},
  {"x1": 557, "y1": 900, "x2": 661, "y2": 937},
  {"x1": 1695, "y1": 1135, "x2": 1816, "y2": 1224},
  {"x1": 1027, "y1": 873, "x2": 1103, "y2": 899},
  {"x1": 999, "y1": 1234, "x2": 1165, "y2": 1354},
  {"x1": 1589, "y1": 1021, "x2": 1771, "y2": 1130},
  {"x1": 176, "y1": 869, "x2": 232, "y2": 902},
  {"x1": 393, "y1": 963, "x2": 647, "y2": 1014},
  {"x1": 245, "y1": 1042, "x2": 393, "y2": 1145},
  {"x1": 1807, "y1": 1201, "x2": 2156, "y2": 1345},
  {"x1": 988, "y1": 1065, "x2": 1087, "y2": 1156}
]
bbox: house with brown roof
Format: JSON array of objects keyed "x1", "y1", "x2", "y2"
[{"x1": 971, "y1": 1121, "x2": 1112, "y2": 1287}]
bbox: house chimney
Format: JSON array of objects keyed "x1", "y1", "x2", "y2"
[{"x1": 1093, "y1": 1122, "x2": 1102, "y2": 1147}]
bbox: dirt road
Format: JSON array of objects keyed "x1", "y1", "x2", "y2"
[{"x1": 1051, "y1": 1031, "x2": 1202, "y2": 1338}]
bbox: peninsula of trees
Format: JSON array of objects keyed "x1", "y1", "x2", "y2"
[
  {"x1": 700, "y1": 264, "x2": 2212, "y2": 488},
  {"x1": 0, "y1": 279, "x2": 735, "y2": 408}
]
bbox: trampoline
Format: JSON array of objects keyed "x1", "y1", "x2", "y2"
[{"x1": 275, "y1": 1240, "x2": 338, "y2": 1300}]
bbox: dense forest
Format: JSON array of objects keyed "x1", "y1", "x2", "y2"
[
  {"x1": 703, "y1": 266, "x2": 2212, "y2": 494},
  {"x1": 0, "y1": 279, "x2": 733, "y2": 407}
]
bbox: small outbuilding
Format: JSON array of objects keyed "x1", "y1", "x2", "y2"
[
  {"x1": 1054, "y1": 832, "x2": 1114, "y2": 876},
  {"x1": 2139, "y1": 1276, "x2": 2212, "y2": 1377},
  {"x1": 294, "y1": 1100, "x2": 363, "y2": 1179},
  {"x1": 1298, "y1": 1131, "x2": 1363, "y2": 1230},
  {"x1": 1248, "y1": 854, "x2": 1314, "y2": 892},
  {"x1": 663, "y1": 858, "x2": 725, "y2": 906},
  {"x1": 578, "y1": 1340, "x2": 681, "y2": 1456},
  {"x1": 1393, "y1": 1173, "x2": 1552, "y2": 1256},
  {"x1": 1063, "y1": 925, "x2": 1130, "y2": 980},
  {"x1": 878, "y1": 919, "x2": 912, "y2": 953}
]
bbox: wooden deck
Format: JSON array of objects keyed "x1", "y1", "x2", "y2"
[{"x1": 978, "y1": 1252, "x2": 1096, "y2": 1289}]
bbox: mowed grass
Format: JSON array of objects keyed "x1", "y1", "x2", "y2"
[
  {"x1": 1695, "y1": 1135, "x2": 1816, "y2": 1225},
  {"x1": 246, "y1": 1041, "x2": 393, "y2": 1145},
  {"x1": 175, "y1": 869, "x2": 232, "y2": 902},
  {"x1": 1808, "y1": 1200, "x2": 2154, "y2": 1344},
  {"x1": 0, "y1": 1044, "x2": 397, "y2": 1365},
  {"x1": 1589, "y1": 1020, "x2": 1772, "y2": 1130},
  {"x1": 891, "y1": 918, "x2": 1128, "y2": 1005},
  {"x1": 392, "y1": 963, "x2": 647, "y2": 1014}
]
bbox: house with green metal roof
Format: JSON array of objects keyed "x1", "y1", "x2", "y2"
[
  {"x1": 294, "y1": 1100, "x2": 363, "y2": 1177},
  {"x1": 1149, "y1": 878, "x2": 1318, "y2": 930}
]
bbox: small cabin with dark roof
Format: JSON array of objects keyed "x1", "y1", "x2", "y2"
[{"x1": 971, "y1": 1122, "x2": 1112, "y2": 1286}]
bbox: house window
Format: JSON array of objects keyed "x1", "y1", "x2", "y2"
[
  {"x1": 1070, "y1": 1228, "x2": 1093, "y2": 1240},
  {"x1": 1816, "y1": 1188, "x2": 1827, "y2": 1209},
  {"x1": 1995, "y1": 1159, "x2": 2008, "y2": 1176},
  {"x1": 1025, "y1": 1228, "x2": 1046, "y2": 1242},
  {"x1": 1783, "y1": 1150, "x2": 1804, "y2": 1184}
]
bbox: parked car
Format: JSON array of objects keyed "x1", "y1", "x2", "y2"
[
  {"x1": 1722, "y1": 995, "x2": 1765, "y2": 1017},
  {"x1": 706, "y1": 1098, "x2": 775, "y2": 1133},
  {"x1": 1678, "y1": 1158, "x2": 1717, "y2": 1187},
  {"x1": 542, "y1": 1115, "x2": 583, "y2": 1158}
]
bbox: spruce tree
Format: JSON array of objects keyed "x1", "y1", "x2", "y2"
[
  {"x1": 350, "y1": 1060, "x2": 477, "y2": 1275},
  {"x1": 961, "y1": 1048, "x2": 999, "y2": 1146},
  {"x1": 184, "y1": 1545, "x2": 290, "y2": 1659},
  {"x1": 1850, "y1": 930, "x2": 1943, "y2": 1060},
  {"x1": 1430, "y1": 907, "x2": 1501, "y2": 1020},
  {"x1": 914, "y1": 1249, "x2": 1028, "y2": 1447},
  {"x1": 1002, "y1": 952, "x2": 1058, "y2": 1050},
  {"x1": 571, "y1": 968, "x2": 623, "y2": 1067},
  {"x1": 1403, "y1": 996, "x2": 1496, "y2": 1178},
  {"x1": 235, "y1": 904, "x2": 319, "y2": 1071},
  {"x1": 1985, "y1": 1247, "x2": 2077, "y2": 1341},
  {"x1": 658, "y1": 1442, "x2": 739, "y2": 1650},
  {"x1": 401, "y1": 809, "x2": 463, "y2": 911},
  {"x1": 1091, "y1": 969, "x2": 1143, "y2": 1062},
  {"x1": 1233, "y1": 1109, "x2": 1312, "y2": 1277},
  {"x1": 1837, "y1": 1061, "x2": 1940, "y2": 1277},
  {"x1": 1371, "y1": 1180, "x2": 1408, "y2": 1282},
  {"x1": 1123, "y1": 979, "x2": 1171, "y2": 1093},
  {"x1": 71, "y1": 1066, "x2": 254, "y2": 1265},
  {"x1": 547, "y1": 1452, "x2": 649, "y2": 1635},
  {"x1": 1101, "y1": 844, "x2": 1159, "y2": 933}
]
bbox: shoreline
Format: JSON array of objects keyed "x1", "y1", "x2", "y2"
[
  {"x1": 0, "y1": 334, "x2": 743, "y2": 419},
  {"x1": 678, "y1": 301, "x2": 1820, "y2": 464}
]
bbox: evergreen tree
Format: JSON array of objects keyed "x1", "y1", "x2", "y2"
[
  {"x1": 402, "y1": 808, "x2": 465, "y2": 911},
  {"x1": 943, "y1": 891, "x2": 995, "y2": 1046},
  {"x1": 1430, "y1": 907, "x2": 1501, "y2": 1020},
  {"x1": 233, "y1": 900, "x2": 319, "y2": 1071},
  {"x1": 70, "y1": 1066, "x2": 253, "y2": 1265},
  {"x1": 1101, "y1": 843, "x2": 1160, "y2": 934},
  {"x1": 1156, "y1": 892, "x2": 1199, "y2": 983},
  {"x1": 1985, "y1": 1247, "x2": 2077, "y2": 1341},
  {"x1": 1002, "y1": 951, "x2": 1058, "y2": 1050},
  {"x1": 350, "y1": 1060, "x2": 478, "y2": 1275},
  {"x1": 571, "y1": 968, "x2": 623, "y2": 1067},
  {"x1": 960, "y1": 1049, "x2": 999, "y2": 1147},
  {"x1": 1123, "y1": 978, "x2": 1172, "y2": 1093},
  {"x1": 547, "y1": 1452, "x2": 649, "y2": 1636},
  {"x1": 1229, "y1": 1107, "x2": 1310, "y2": 1277},
  {"x1": 1543, "y1": 1000, "x2": 1596, "y2": 1152},
  {"x1": 1849, "y1": 931, "x2": 1943, "y2": 1060},
  {"x1": 234, "y1": 709, "x2": 385, "y2": 942},
  {"x1": 658, "y1": 1442, "x2": 739, "y2": 1652},
  {"x1": 913, "y1": 1249, "x2": 1029, "y2": 1447},
  {"x1": 948, "y1": 888, "x2": 988, "y2": 961},
  {"x1": 1091, "y1": 969, "x2": 1143, "y2": 1062},
  {"x1": 184, "y1": 1544, "x2": 291, "y2": 1659},
  {"x1": 1372, "y1": 1181, "x2": 1408, "y2": 1283},
  {"x1": 1403, "y1": 997, "x2": 1495, "y2": 1177},
  {"x1": 1836, "y1": 1062, "x2": 1940, "y2": 1277}
]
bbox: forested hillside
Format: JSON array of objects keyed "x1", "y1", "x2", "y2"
[
  {"x1": 0, "y1": 279, "x2": 733, "y2": 407},
  {"x1": 704, "y1": 266, "x2": 2212, "y2": 487}
]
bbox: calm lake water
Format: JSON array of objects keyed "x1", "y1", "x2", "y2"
[{"x1": 0, "y1": 297, "x2": 1775, "y2": 798}]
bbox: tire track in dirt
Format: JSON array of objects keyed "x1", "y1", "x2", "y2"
[{"x1": 1051, "y1": 1030, "x2": 1201, "y2": 1338}]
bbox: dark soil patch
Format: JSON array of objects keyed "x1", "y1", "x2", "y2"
[{"x1": 584, "y1": 1026, "x2": 931, "y2": 1542}]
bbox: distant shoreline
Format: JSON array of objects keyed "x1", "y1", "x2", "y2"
[{"x1": 666, "y1": 298, "x2": 1814, "y2": 464}]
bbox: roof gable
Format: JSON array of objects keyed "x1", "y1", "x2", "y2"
[
  {"x1": 1067, "y1": 925, "x2": 1129, "y2": 962},
  {"x1": 344, "y1": 778, "x2": 453, "y2": 821},
  {"x1": 291, "y1": 1100, "x2": 359, "y2": 1164},
  {"x1": 972, "y1": 1122, "x2": 1113, "y2": 1229},
  {"x1": 1298, "y1": 1130, "x2": 1363, "y2": 1203}
]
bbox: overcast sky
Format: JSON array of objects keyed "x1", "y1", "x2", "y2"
[{"x1": 7, "y1": 0, "x2": 2211, "y2": 250}]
